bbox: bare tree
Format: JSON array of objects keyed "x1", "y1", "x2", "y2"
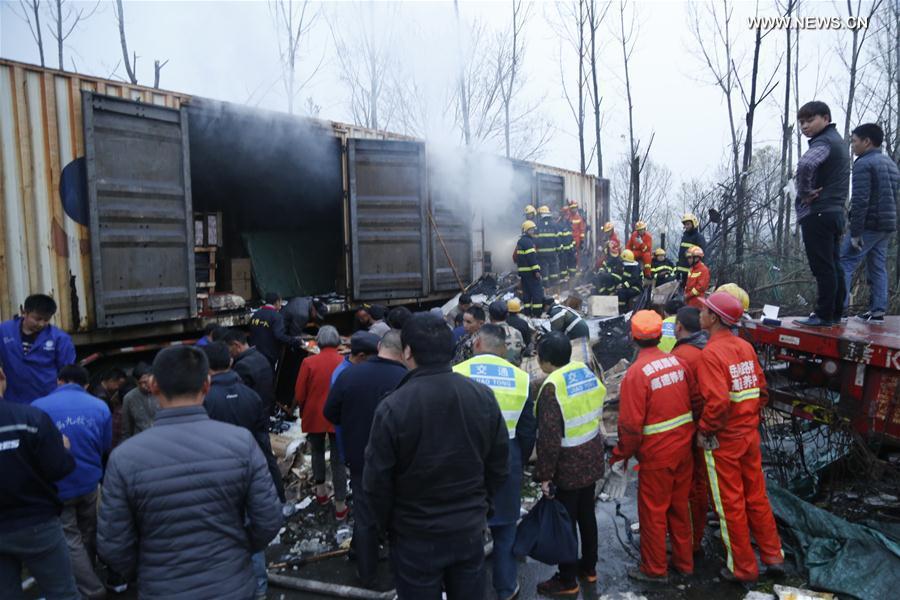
[
  {"x1": 840, "y1": 0, "x2": 884, "y2": 141},
  {"x1": 776, "y1": 0, "x2": 796, "y2": 257},
  {"x1": 498, "y1": 0, "x2": 529, "y2": 158},
  {"x1": 269, "y1": 0, "x2": 322, "y2": 115},
  {"x1": 11, "y1": 0, "x2": 45, "y2": 67},
  {"x1": 330, "y1": 3, "x2": 397, "y2": 130},
  {"x1": 47, "y1": 0, "x2": 99, "y2": 71},
  {"x1": 615, "y1": 0, "x2": 646, "y2": 230},
  {"x1": 586, "y1": 0, "x2": 610, "y2": 178},
  {"x1": 113, "y1": 0, "x2": 137, "y2": 83},
  {"x1": 549, "y1": 1, "x2": 589, "y2": 173},
  {"x1": 153, "y1": 59, "x2": 169, "y2": 89},
  {"x1": 454, "y1": 0, "x2": 472, "y2": 145}
]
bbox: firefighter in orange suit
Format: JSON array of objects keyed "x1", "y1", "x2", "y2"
[
  {"x1": 696, "y1": 292, "x2": 785, "y2": 583},
  {"x1": 611, "y1": 310, "x2": 695, "y2": 583},
  {"x1": 626, "y1": 221, "x2": 653, "y2": 278},
  {"x1": 684, "y1": 246, "x2": 710, "y2": 308},
  {"x1": 567, "y1": 200, "x2": 586, "y2": 254},
  {"x1": 596, "y1": 222, "x2": 621, "y2": 268}
]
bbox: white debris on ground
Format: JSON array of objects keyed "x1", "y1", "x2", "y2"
[{"x1": 743, "y1": 586, "x2": 838, "y2": 600}]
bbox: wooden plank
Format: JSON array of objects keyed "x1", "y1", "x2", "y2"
[{"x1": 0, "y1": 67, "x2": 9, "y2": 320}]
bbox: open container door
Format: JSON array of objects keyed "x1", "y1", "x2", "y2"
[
  {"x1": 82, "y1": 92, "x2": 196, "y2": 328},
  {"x1": 347, "y1": 139, "x2": 429, "y2": 300}
]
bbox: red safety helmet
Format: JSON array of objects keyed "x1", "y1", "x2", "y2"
[{"x1": 700, "y1": 291, "x2": 744, "y2": 326}]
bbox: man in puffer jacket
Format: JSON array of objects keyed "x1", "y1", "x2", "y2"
[
  {"x1": 839, "y1": 123, "x2": 900, "y2": 324},
  {"x1": 97, "y1": 346, "x2": 283, "y2": 600}
]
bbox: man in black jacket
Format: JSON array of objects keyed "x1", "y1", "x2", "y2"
[
  {"x1": 794, "y1": 101, "x2": 851, "y2": 327},
  {"x1": 223, "y1": 329, "x2": 276, "y2": 416},
  {"x1": 250, "y1": 293, "x2": 301, "y2": 366},
  {"x1": 363, "y1": 314, "x2": 509, "y2": 600},
  {"x1": 0, "y1": 368, "x2": 79, "y2": 599},
  {"x1": 202, "y1": 343, "x2": 284, "y2": 502},
  {"x1": 324, "y1": 331, "x2": 407, "y2": 587},
  {"x1": 677, "y1": 214, "x2": 706, "y2": 283},
  {"x1": 202, "y1": 342, "x2": 284, "y2": 600}
]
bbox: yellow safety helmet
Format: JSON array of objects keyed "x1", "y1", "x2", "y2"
[
  {"x1": 538, "y1": 205, "x2": 551, "y2": 215},
  {"x1": 525, "y1": 205, "x2": 537, "y2": 216},
  {"x1": 522, "y1": 220, "x2": 537, "y2": 232},
  {"x1": 622, "y1": 249, "x2": 635, "y2": 261},
  {"x1": 567, "y1": 200, "x2": 578, "y2": 209},
  {"x1": 602, "y1": 221, "x2": 614, "y2": 233},
  {"x1": 507, "y1": 298, "x2": 522, "y2": 313},
  {"x1": 635, "y1": 220, "x2": 647, "y2": 231},
  {"x1": 687, "y1": 245, "x2": 704, "y2": 259},
  {"x1": 715, "y1": 283, "x2": 750, "y2": 312},
  {"x1": 654, "y1": 248, "x2": 666, "y2": 257},
  {"x1": 682, "y1": 213, "x2": 699, "y2": 228}
]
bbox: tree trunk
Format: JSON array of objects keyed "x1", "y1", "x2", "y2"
[
  {"x1": 620, "y1": 1, "x2": 638, "y2": 222},
  {"x1": 737, "y1": 26, "x2": 763, "y2": 266},
  {"x1": 32, "y1": 1, "x2": 45, "y2": 68},
  {"x1": 56, "y1": 0, "x2": 63, "y2": 70},
  {"x1": 577, "y1": 0, "x2": 586, "y2": 174},
  {"x1": 116, "y1": 0, "x2": 137, "y2": 84},
  {"x1": 589, "y1": 0, "x2": 602, "y2": 177},
  {"x1": 454, "y1": 0, "x2": 471, "y2": 146},
  {"x1": 777, "y1": 1, "x2": 793, "y2": 257}
]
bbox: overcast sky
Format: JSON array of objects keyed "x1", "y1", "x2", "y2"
[{"x1": 0, "y1": 0, "x2": 880, "y2": 188}]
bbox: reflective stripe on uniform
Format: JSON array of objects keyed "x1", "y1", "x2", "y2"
[
  {"x1": 642, "y1": 411, "x2": 693, "y2": 435},
  {"x1": 517, "y1": 248, "x2": 536, "y2": 255},
  {"x1": 689, "y1": 272, "x2": 701, "y2": 278},
  {"x1": 704, "y1": 449, "x2": 735, "y2": 573},
  {"x1": 517, "y1": 265, "x2": 540, "y2": 272},
  {"x1": 453, "y1": 355, "x2": 530, "y2": 438},
  {"x1": 728, "y1": 387, "x2": 759, "y2": 403}
]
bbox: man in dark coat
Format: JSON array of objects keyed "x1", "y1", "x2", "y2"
[
  {"x1": 249, "y1": 292, "x2": 300, "y2": 366},
  {"x1": 223, "y1": 329, "x2": 276, "y2": 416},
  {"x1": 0, "y1": 368, "x2": 78, "y2": 598},
  {"x1": 794, "y1": 100, "x2": 851, "y2": 326},
  {"x1": 364, "y1": 314, "x2": 509, "y2": 600},
  {"x1": 839, "y1": 122, "x2": 900, "y2": 323},
  {"x1": 202, "y1": 342, "x2": 284, "y2": 599},
  {"x1": 282, "y1": 296, "x2": 326, "y2": 337},
  {"x1": 324, "y1": 331, "x2": 407, "y2": 587},
  {"x1": 677, "y1": 214, "x2": 706, "y2": 283},
  {"x1": 97, "y1": 346, "x2": 283, "y2": 600}
]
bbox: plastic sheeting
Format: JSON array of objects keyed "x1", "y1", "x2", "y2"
[
  {"x1": 242, "y1": 231, "x2": 337, "y2": 298},
  {"x1": 768, "y1": 481, "x2": 900, "y2": 600}
]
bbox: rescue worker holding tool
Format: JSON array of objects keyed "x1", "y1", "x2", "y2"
[
  {"x1": 677, "y1": 214, "x2": 706, "y2": 283},
  {"x1": 557, "y1": 209, "x2": 576, "y2": 284},
  {"x1": 536, "y1": 206, "x2": 561, "y2": 292},
  {"x1": 454, "y1": 324, "x2": 535, "y2": 600},
  {"x1": 611, "y1": 310, "x2": 695, "y2": 583},
  {"x1": 650, "y1": 248, "x2": 676, "y2": 286},
  {"x1": 696, "y1": 291, "x2": 785, "y2": 583},
  {"x1": 516, "y1": 221, "x2": 544, "y2": 317},
  {"x1": 626, "y1": 221, "x2": 653, "y2": 279},
  {"x1": 684, "y1": 246, "x2": 710, "y2": 309},
  {"x1": 596, "y1": 222, "x2": 621, "y2": 268},
  {"x1": 534, "y1": 332, "x2": 606, "y2": 597}
]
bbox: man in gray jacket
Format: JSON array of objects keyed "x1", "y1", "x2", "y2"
[
  {"x1": 97, "y1": 346, "x2": 283, "y2": 600},
  {"x1": 839, "y1": 123, "x2": 900, "y2": 324}
]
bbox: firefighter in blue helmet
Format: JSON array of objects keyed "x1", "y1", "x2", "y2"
[{"x1": 516, "y1": 221, "x2": 544, "y2": 316}]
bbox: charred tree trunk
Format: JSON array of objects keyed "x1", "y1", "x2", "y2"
[
  {"x1": 776, "y1": 0, "x2": 794, "y2": 257},
  {"x1": 115, "y1": 0, "x2": 137, "y2": 84}
]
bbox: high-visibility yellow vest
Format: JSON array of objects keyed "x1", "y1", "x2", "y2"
[
  {"x1": 658, "y1": 316, "x2": 677, "y2": 352},
  {"x1": 454, "y1": 354, "x2": 530, "y2": 439},
  {"x1": 538, "y1": 361, "x2": 606, "y2": 448}
]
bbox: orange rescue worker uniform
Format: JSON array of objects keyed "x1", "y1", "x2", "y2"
[
  {"x1": 626, "y1": 222, "x2": 653, "y2": 278},
  {"x1": 671, "y1": 326, "x2": 709, "y2": 553},
  {"x1": 596, "y1": 226, "x2": 621, "y2": 268},
  {"x1": 567, "y1": 201, "x2": 586, "y2": 255},
  {"x1": 696, "y1": 293, "x2": 784, "y2": 582},
  {"x1": 611, "y1": 311, "x2": 695, "y2": 579},
  {"x1": 684, "y1": 246, "x2": 710, "y2": 308}
]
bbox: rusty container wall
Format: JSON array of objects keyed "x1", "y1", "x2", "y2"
[
  {"x1": 0, "y1": 59, "x2": 187, "y2": 333},
  {"x1": 533, "y1": 164, "x2": 598, "y2": 260}
]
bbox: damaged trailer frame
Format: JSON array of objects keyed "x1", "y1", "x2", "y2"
[{"x1": 0, "y1": 58, "x2": 604, "y2": 355}]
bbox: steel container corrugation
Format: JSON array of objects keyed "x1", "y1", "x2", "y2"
[{"x1": 0, "y1": 59, "x2": 187, "y2": 332}]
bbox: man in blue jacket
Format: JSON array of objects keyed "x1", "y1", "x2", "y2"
[
  {"x1": 0, "y1": 294, "x2": 76, "y2": 404},
  {"x1": 324, "y1": 330, "x2": 406, "y2": 588},
  {"x1": 839, "y1": 123, "x2": 900, "y2": 324},
  {"x1": 0, "y1": 366, "x2": 79, "y2": 599},
  {"x1": 33, "y1": 365, "x2": 112, "y2": 600}
]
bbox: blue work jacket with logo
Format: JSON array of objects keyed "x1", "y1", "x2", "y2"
[{"x1": 0, "y1": 317, "x2": 76, "y2": 404}]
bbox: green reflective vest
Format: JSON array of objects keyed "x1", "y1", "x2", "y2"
[
  {"x1": 658, "y1": 316, "x2": 677, "y2": 353},
  {"x1": 454, "y1": 354, "x2": 530, "y2": 439},
  {"x1": 538, "y1": 361, "x2": 606, "y2": 448}
]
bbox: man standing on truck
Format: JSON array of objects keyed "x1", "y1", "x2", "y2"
[
  {"x1": 838, "y1": 123, "x2": 900, "y2": 324},
  {"x1": 250, "y1": 293, "x2": 300, "y2": 367},
  {"x1": 696, "y1": 292, "x2": 784, "y2": 583},
  {"x1": 0, "y1": 294, "x2": 76, "y2": 405}
]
